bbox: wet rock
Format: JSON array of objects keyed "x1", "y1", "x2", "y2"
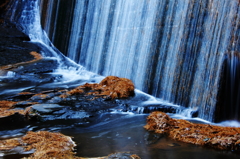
[
  {"x1": 10, "y1": 92, "x2": 35, "y2": 101},
  {"x1": 127, "y1": 104, "x2": 181, "y2": 114},
  {"x1": 62, "y1": 76, "x2": 135, "y2": 100},
  {"x1": 0, "y1": 21, "x2": 33, "y2": 67},
  {"x1": 14, "y1": 101, "x2": 39, "y2": 107},
  {"x1": 30, "y1": 104, "x2": 63, "y2": 114},
  {"x1": 14, "y1": 58, "x2": 58, "y2": 74},
  {"x1": 29, "y1": 92, "x2": 56, "y2": 102},
  {"x1": 144, "y1": 132, "x2": 164, "y2": 145},
  {"x1": 0, "y1": 100, "x2": 17, "y2": 108},
  {"x1": 0, "y1": 131, "x2": 76, "y2": 159},
  {"x1": 144, "y1": 111, "x2": 240, "y2": 151},
  {"x1": 107, "y1": 152, "x2": 141, "y2": 159},
  {"x1": 0, "y1": 72, "x2": 62, "y2": 93}
]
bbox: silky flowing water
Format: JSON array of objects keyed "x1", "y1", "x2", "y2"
[
  {"x1": 0, "y1": 71, "x2": 239, "y2": 159},
  {"x1": 41, "y1": 0, "x2": 240, "y2": 122},
  {"x1": 0, "y1": 76, "x2": 240, "y2": 159},
  {"x1": 1, "y1": 102, "x2": 240, "y2": 158},
  {"x1": 61, "y1": 114, "x2": 240, "y2": 159}
]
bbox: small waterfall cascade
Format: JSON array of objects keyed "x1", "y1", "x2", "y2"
[
  {"x1": 188, "y1": 1, "x2": 240, "y2": 121},
  {"x1": 1, "y1": 0, "x2": 83, "y2": 69},
  {"x1": 39, "y1": 0, "x2": 240, "y2": 122},
  {"x1": 3, "y1": 0, "x2": 47, "y2": 43}
]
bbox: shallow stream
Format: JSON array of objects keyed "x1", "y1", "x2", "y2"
[{"x1": 0, "y1": 73, "x2": 240, "y2": 159}]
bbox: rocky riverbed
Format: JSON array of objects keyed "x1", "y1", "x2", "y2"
[{"x1": 1, "y1": 2, "x2": 240, "y2": 158}]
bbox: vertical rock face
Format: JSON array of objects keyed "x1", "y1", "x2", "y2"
[{"x1": 39, "y1": 0, "x2": 240, "y2": 122}]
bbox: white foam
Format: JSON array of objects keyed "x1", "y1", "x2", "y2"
[
  {"x1": 110, "y1": 110, "x2": 135, "y2": 115},
  {"x1": 51, "y1": 67, "x2": 95, "y2": 83},
  {"x1": 169, "y1": 113, "x2": 211, "y2": 124},
  {"x1": 6, "y1": 71, "x2": 16, "y2": 77},
  {"x1": 216, "y1": 120, "x2": 240, "y2": 127},
  {"x1": 133, "y1": 89, "x2": 180, "y2": 107},
  {"x1": 0, "y1": 71, "x2": 15, "y2": 78},
  {"x1": 134, "y1": 89, "x2": 157, "y2": 101}
]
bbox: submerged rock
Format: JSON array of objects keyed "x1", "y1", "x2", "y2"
[
  {"x1": 144, "y1": 131, "x2": 164, "y2": 145},
  {"x1": 106, "y1": 152, "x2": 141, "y2": 159}
]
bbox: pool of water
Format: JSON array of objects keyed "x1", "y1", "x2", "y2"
[{"x1": 60, "y1": 113, "x2": 240, "y2": 159}]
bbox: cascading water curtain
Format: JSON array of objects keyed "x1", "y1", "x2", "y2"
[{"x1": 40, "y1": 0, "x2": 240, "y2": 122}]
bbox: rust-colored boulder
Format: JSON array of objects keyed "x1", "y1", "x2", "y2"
[
  {"x1": 0, "y1": 131, "x2": 76, "y2": 159},
  {"x1": 63, "y1": 76, "x2": 135, "y2": 99},
  {"x1": 144, "y1": 111, "x2": 240, "y2": 151},
  {"x1": 0, "y1": 100, "x2": 23, "y2": 117}
]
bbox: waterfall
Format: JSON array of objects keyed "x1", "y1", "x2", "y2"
[
  {"x1": 40, "y1": 0, "x2": 240, "y2": 122},
  {"x1": 2, "y1": 0, "x2": 85, "y2": 70},
  {"x1": 3, "y1": 0, "x2": 48, "y2": 43},
  {"x1": 188, "y1": 1, "x2": 240, "y2": 121}
]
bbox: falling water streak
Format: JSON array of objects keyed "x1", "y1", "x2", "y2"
[
  {"x1": 67, "y1": 0, "x2": 88, "y2": 61},
  {"x1": 105, "y1": 0, "x2": 159, "y2": 89},
  {"x1": 39, "y1": 0, "x2": 59, "y2": 39},
  {"x1": 230, "y1": 52, "x2": 236, "y2": 117},
  {"x1": 158, "y1": 0, "x2": 190, "y2": 102},
  {"x1": 4, "y1": 0, "x2": 61, "y2": 62},
  {"x1": 189, "y1": 0, "x2": 239, "y2": 121}
]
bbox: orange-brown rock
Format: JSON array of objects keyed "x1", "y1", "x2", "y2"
[
  {"x1": 0, "y1": 131, "x2": 76, "y2": 159},
  {"x1": 144, "y1": 111, "x2": 240, "y2": 151},
  {"x1": 0, "y1": 100, "x2": 24, "y2": 117},
  {"x1": 0, "y1": 138, "x2": 21, "y2": 151},
  {"x1": 0, "y1": 100, "x2": 17, "y2": 108},
  {"x1": 0, "y1": 109, "x2": 25, "y2": 117},
  {"x1": 22, "y1": 131, "x2": 76, "y2": 158},
  {"x1": 62, "y1": 76, "x2": 135, "y2": 99}
]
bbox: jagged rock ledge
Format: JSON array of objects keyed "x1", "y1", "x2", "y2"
[{"x1": 0, "y1": 75, "x2": 135, "y2": 123}]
